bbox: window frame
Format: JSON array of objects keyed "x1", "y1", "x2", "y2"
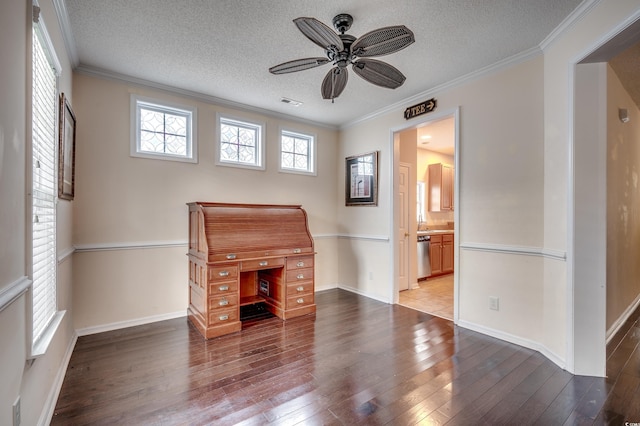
[
  {"x1": 216, "y1": 113, "x2": 265, "y2": 170},
  {"x1": 29, "y1": 3, "x2": 65, "y2": 359},
  {"x1": 130, "y1": 94, "x2": 198, "y2": 163},
  {"x1": 279, "y1": 128, "x2": 316, "y2": 176}
]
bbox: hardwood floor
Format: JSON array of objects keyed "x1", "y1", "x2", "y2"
[
  {"x1": 399, "y1": 274, "x2": 453, "y2": 320},
  {"x1": 52, "y1": 289, "x2": 640, "y2": 425}
]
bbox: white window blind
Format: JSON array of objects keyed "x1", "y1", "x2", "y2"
[{"x1": 32, "y1": 23, "x2": 58, "y2": 345}]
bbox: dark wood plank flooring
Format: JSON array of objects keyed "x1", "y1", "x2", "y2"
[{"x1": 52, "y1": 289, "x2": 640, "y2": 425}]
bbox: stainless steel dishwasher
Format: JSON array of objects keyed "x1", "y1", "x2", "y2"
[{"x1": 417, "y1": 234, "x2": 431, "y2": 279}]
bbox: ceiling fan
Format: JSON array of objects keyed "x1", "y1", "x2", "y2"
[{"x1": 269, "y1": 14, "x2": 415, "y2": 102}]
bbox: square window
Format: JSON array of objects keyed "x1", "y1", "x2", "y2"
[
  {"x1": 280, "y1": 130, "x2": 315, "y2": 175},
  {"x1": 131, "y1": 95, "x2": 197, "y2": 163},
  {"x1": 217, "y1": 115, "x2": 264, "y2": 169}
]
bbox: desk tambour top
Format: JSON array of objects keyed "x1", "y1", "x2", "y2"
[{"x1": 187, "y1": 202, "x2": 314, "y2": 263}]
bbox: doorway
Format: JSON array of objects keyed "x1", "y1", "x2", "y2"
[{"x1": 392, "y1": 108, "x2": 459, "y2": 322}]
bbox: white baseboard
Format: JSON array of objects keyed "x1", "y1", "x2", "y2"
[
  {"x1": 337, "y1": 284, "x2": 391, "y2": 304},
  {"x1": 457, "y1": 319, "x2": 567, "y2": 371},
  {"x1": 606, "y1": 292, "x2": 640, "y2": 344},
  {"x1": 38, "y1": 331, "x2": 78, "y2": 426},
  {"x1": 314, "y1": 283, "x2": 339, "y2": 292},
  {"x1": 76, "y1": 310, "x2": 187, "y2": 336}
]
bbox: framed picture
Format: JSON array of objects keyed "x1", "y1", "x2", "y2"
[
  {"x1": 58, "y1": 93, "x2": 76, "y2": 200},
  {"x1": 345, "y1": 151, "x2": 378, "y2": 206}
]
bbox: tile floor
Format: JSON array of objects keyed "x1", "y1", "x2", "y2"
[{"x1": 399, "y1": 274, "x2": 453, "y2": 320}]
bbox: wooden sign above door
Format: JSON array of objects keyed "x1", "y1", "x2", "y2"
[{"x1": 404, "y1": 98, "x2": 437, "y2": 120}]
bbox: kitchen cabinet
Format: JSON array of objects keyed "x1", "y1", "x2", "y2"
[
  {"x1": 428, "y1": 163, "x2": 454, "y2": 212},
  {"x1": 429, "y1": 233, "x2": 454, "y2": 277}
]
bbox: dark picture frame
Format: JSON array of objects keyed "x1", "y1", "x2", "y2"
[
  {"x1": 345, "y1": 151, "x2": 378, "y2": 206},
  {"x1": 58, "y1": 93, "x2": 76, "y2": 200}
]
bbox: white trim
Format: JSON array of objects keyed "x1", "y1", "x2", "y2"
[
  {"x1": 460, "y1": 242, "x2": 567, "y2": 261},
  {"x1": 39, "y1": 331, "x2": 77, "y2": 426},
  {"x1": 32, "y1": 0, "x2": 63, "y2": 76},
  {"x1": 57, "y1": 246, "x2": 75, "y2": 264},
  {"x1": 51, "y1": 0, "x2": 79, "y2": 67},
  {"x1": 31, "y1": 310, "x2": 65, "y2": 358},
  {"x1": 216, "y1": 113, "x2": 266, "y2": 171},
  {"x1": 0, "y1": 276, "x2": 32, "y2": 313},
  {"x1": 606, "y1": 293, "x2": 640, "y2": 344},
  {"x1": 337, "y1": 284, "x2": 391, "y2": 304},
  {"x1": 76, "y1": 310, "x2": 187, "y2": 336},
  {"x1": 75, "y1": 66, "x2": 337, "y2": 131},
  {"x1": 457, "y1": 319, "x2": 566, "y2": 370},
  {"x1": 130, "y1": 94, "x2": 198, "y2": 164},
  {"x1": 337, "y1": 234, "x2": 389, "y2": 242},
  {"x1": 539, "y1": 0, "x2": 601, "y2": 51},
  {"x1": 278, "y1": 127, "x2": 317, "y2": 176},
  {"x1": 342, "y1": 47, "x2": 541, "y2": 130},
  {"x1": 74, "y1": 240, "x2": 188, "y2": 252}
]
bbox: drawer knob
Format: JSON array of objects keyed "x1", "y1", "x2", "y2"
[
  {"x1": 259, "y1": 261, "x2": 268, "y2": 266},
  {"x1": 219, "y1": 298, "x2": 229, "y2": 306},
  {"x1": 296, "y1": 286, "x2": 304, "y2": 292},
  {"x1": 219, "y1": 314, "x2": 229, "y2": 321},
  {"x1": 296, "y1": 298, "x2": 304, "y2": 304},
  {"x1": 219, "y1": 285, "x2": 229, "y2": 291},
  {"x1": 297, "y1": 274, "x2": 304, "y2": 279},
  {"x1": 219, "y1": 271, "x2": 230, "y2": 277},
  {"x1": 226, "y1": 254, "x2": 236, "y2": 260},
  {"x1": 296, "y1": 261, "x2": 305, "y2": 267},
  {"x1": 293, "y1": 248, "x2": 301, "y2": 254}
]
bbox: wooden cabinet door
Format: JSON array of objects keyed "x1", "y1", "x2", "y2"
[
  {"x1": 430, "y1": 235, "x2": 442, "y2": 276},
  {"x1": 442, "y1": 165, "x2": 453, "y2": 211},
  {"x1": 428, "y1": 163, "x2": 454, "y2": 212},
  {"x1": 442, "y1": 234, "x2": 454, "y2": 273}
]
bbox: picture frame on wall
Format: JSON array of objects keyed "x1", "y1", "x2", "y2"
[
  {"x1": 345, "y1": 151, "x2": 378, "y2": 206},
  {"x1": 58, "y1": 93, "x2": 76, "y2": 201}
]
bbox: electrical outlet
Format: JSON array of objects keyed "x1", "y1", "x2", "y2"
[
  {"x1": 368, "y1": 271, "x2": 373, "y2": 280},
  {"x1": 13, "y1": 396, "x2": 20, "y2": 426},
  {"x1": 489, "y1": 296, "x2": 499, "y2": 311}
]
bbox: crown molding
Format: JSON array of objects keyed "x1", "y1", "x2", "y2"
[
  {"x1": 539, "y1": 0, "x2": 601, "y2": 51},
  {"x1": 52, "y1": 0, "x2": 79, "y2": 67},
  {"x1": 74, "y1": 65, "x2": 338, "y2": 131}
]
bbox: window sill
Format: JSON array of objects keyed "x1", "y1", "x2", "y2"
[{"x1": 30, "y1": 310, "x2": 66, "y2": 359}]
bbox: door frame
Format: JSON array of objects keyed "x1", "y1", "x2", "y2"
[{"x1": 389, "y1": 106, "x2": 460, "y2": 324}]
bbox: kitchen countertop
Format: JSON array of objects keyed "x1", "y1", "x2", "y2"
[{"x1": 418, "y1": 229, "x2": 455, "y2": 235}]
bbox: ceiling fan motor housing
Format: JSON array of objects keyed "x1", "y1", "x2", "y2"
[{"x1": 332, "y1": 14, "x2": 353, "y2": 33}]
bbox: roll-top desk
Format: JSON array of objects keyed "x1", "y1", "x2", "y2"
[{"x1": 187, "y1": 202, "x2": 316, "y2": 339}]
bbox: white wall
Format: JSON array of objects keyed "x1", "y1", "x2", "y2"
[
  {"x1": 607, "y1": 65, "x2": 640, "y2": 332},
  {"x1": 0, "y1": 0, "x2": 77, "y2": 425},
  {"x1": 543, "y1": 0, "x2": 640, "y2": 376},
  {"x1": 339, "y1": 56, "x2": 546, "y2": 344},
  {"x1": 71, "y1": 73, "x2": 340, "y2": 331}
]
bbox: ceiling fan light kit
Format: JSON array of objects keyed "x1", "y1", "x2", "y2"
[{"x1": 269, "y1": 13, "x2": 415, "y2": 102}]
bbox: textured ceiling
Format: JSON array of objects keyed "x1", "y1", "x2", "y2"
[{"x1": 63, "y1": 0, "x2": 584, "y2": 127}]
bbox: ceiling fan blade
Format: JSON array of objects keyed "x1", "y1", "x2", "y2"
[
  {"x1": 269, "y1": 57, "x2": 330, "y2": 74},
  {"x1": 352, "y1": 59, "x2": 406, "y2": 89},
  {"x1": 321, "y1": 67, "x2": 348, "y2": 100},
  {"x1": 351, "y1": 25, "x2": 415, "y2": 57},
  {"x1": 294, "y1": 17, "x2": 344, "y2": 52}
]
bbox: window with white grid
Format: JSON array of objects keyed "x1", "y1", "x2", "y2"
[
  {"x1": 131, "y1": 95, "x2": 197, "y2": 163},
  {"x1": 217, "y1": 115, "x2": 264, "y2": 170},
  {"x1": 279, "y1": 130, "x2": 315, "y2": 175},
  {"x1": 31, "y1": 20, "x2": 58, "y2": 348}
]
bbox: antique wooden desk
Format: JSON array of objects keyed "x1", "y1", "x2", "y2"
[{"x1": 187, "y1": 202, "x2": 316, "y2": 339}]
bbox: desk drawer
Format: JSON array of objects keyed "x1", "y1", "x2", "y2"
[
  {"x1": 286, "y1": 267, "x2": 313, "y2": 282},
  {"x1": 286, "y1": 256, "x2": 314, "y2": 270},
  {"x1": 287, "y1": 293, "x2": 314, "y2": 309},
  {"x1": 208, "y1": 294, "x2": 238, "y2": 310},
  {"x1": 241, "y1": 257, "x2": 285, "y2": 271},
  {"x1": 208, "y1": 280, "x2": 238, "y2": 295},
  {"x1": 287, "y1": 282, "x2": 314, "y2": 296},
  {"x1": 209, "y1": 265, "x2": 238, "y2": 281},
  {"x1": 208, "y1": 307, "x2": 238, "y2": 326}
]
